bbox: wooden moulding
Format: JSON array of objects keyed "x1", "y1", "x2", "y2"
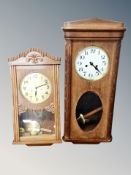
[
  {"x1": 63, "y1": 18, "x2": 126, "y2": 39},
  {"x1": 63, "y1": 40, "x2": 72, "y2": 141},
  {"x1": 8, "y1": 48, "x2": 61, "y2": 66}
]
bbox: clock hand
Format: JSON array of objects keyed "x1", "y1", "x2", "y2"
[
  {"x1": 35, "y1": 84, "x2": 47, "y2": 89},
  {"x1": 35, "y1": 89, "x2": 37, "y2": 97},
  {"x1": 35, "y1": 84, "x2": 46, "y2": 97},
  {"x1": 95, "y1": 65, "x2": 102, "y2": 74},
  {"x1": 89, "y1": 62, "x2": 102, "y2": 74}
]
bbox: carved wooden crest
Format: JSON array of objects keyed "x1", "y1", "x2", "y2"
[{"x1": 8, "y1": 48, "x2": 61, "y2": 65}]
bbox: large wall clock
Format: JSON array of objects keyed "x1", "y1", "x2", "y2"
[
  {"x1": 63, "y1": 18, "x2": 126, "y2": 143},
  {"x1": 8, "y1": 48, "x2": 61, "y2": 146}
]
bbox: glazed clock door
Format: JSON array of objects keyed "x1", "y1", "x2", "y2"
[{"x1": 17, "y1": 66, "x2": 56, "y2": 142}]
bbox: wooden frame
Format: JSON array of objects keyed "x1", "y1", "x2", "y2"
[
  {"x1": 63, "y1": 18, "x2": 126, "y2": 143},
  {"x1": 8, "y1": 48, "x2": 61, "y2": 146}
]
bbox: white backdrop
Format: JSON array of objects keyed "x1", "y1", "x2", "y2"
[{"x1": 0, "y1": 0, "x2": 130, "y2": 175}]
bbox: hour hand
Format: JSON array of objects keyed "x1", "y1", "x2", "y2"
[
  {"x1": 89, "y1": 61, "x2": 94, "y2": 67},
  {"x1": 35, "y1": 89, "x2": 37, "y2": 97}
]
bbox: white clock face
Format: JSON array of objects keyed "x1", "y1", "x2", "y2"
[
  {"x1": 20, "y1": 73, "x2": 52, "y2": 104},
  {"x1": 75, "y1": 46, "x2": 109, "y2": 80}
]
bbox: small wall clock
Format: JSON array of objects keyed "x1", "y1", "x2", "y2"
[
  {"x1": 8, "y1": 48, "x2": 61, "y2": 146},
  {"x1": 63, "y1": 18, "x2": 126, "y2": 143}
]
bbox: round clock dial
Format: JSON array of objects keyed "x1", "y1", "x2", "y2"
[
  {"x1": 20, "y1": 73, "x2": 52, "y2": 104},
  {"x1": 75, "y1": 46, "x2": 109, "y2": 80}
]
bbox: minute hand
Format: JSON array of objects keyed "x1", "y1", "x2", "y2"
[
  {"x1": 89, "y1": 62, "x2": 102, "y2": 74},
  {"x1": 35, "y1": 84, "x2": 47, "y2": 89}
]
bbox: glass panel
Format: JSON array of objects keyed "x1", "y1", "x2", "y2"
[
  {"x1": 76, "y1": 91, "x2": 102, "y2": 131},
  {"x1": 19, "y1": 110, "x2": 55, "y2": 137}
]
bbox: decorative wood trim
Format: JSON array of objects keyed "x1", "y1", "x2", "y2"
[
  {"x1": 63, "y1": 18, "x2": 126, "y2": 39},
  {"x1": 53, "y1": 65, "x2": 61, "y2": 141},
  {"x1": 56, "y1": 65, "x2": 61, "y2": 141},
  {"x1": 18, "y1": 103, "x2": 55, "y2": 114},
  {"x1": 63, "y1": 39, "x2": 72, "y2": 140},
  {"x1": 11, "y1": 66, "x2": 19, "y2": 142},
  {"x1": 8, "y1": 48, "x2": 61, "y2": 65},
  {"x1": 63, "y1": 31, "x2": 125, "y2": 39},
  {"x1": 63, "y1": 18, "x2": 126, "y2": 31}
]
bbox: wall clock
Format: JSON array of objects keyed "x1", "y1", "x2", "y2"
[
  {"x1": 8, "y1": 48, "x2": 61, "y2": 146},
  {"x1": 63, "y1": 18, "x2": 126, "y2": 143}
]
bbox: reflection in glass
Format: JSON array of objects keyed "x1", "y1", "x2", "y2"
[
  {"x1": 76, "y1": 91, "x2": 103, "y2": 131},
  {"x1": 19, "y1": 110, "x2": 55, "y2": 137}
]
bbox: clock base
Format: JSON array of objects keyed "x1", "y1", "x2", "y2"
[
  {"x1": 26, "y1": 144, "x2": 53, "y2": 146},
  {"x1": 63, "y1": 136, "x2": 112, "y2": 144},
  {"x1": 13, "y1": 139, "x2": 62, "y2": 146}
]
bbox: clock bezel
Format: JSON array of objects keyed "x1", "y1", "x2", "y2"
[
  {"x1": 75, "y1": 46, "x2": 110, "y2": 81},
  {"x1": 20, "y1": 72, "x2": 52, "y2": 104}
]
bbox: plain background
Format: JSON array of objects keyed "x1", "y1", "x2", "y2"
[{"x1": 0, "y1": 0, "x2": 130, "y2": 175}]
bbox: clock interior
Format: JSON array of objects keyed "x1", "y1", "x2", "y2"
[
  {"x1": 19, "y1": 110, "x2": 55, "y2": 137},
  {"x1": 76, "y1": 91, "x2": 103, "y2": 131}
]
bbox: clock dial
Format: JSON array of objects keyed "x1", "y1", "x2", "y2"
[
  {"x1": 75, "y1": 46, "x2": 109, "y2": 80},
  {"x1": 20, "y1": 73, "x2": 52, "y2": 104}
]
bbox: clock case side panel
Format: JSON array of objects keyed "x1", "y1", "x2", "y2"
[
  {"x1": 63, "y1": 39, "x2": 72, "y2": 141},
  {"x1": 106, "y1": 40, "x2": 122, "y2": 140},
  {"x1": 9, "y1": 65, "x2": 20, "y2": 143},
  {"x1": 53, "y1": 65, "x2": 62, "y2": 143}
]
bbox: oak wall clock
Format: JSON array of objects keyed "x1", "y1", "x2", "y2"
[
  {"x1": 63, "y1": 18, "x2": 126, "y2": 143},
  {"x1": 8, "y1": 48, "x2": 61, "y2": 146}
]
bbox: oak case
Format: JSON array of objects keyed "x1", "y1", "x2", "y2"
[
  {"x1": 63, "y1": 18, "x2": 126, "y2": 143},
  {"x1": 8, "y1": 48, "x2": 61, "y2": 146}
]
